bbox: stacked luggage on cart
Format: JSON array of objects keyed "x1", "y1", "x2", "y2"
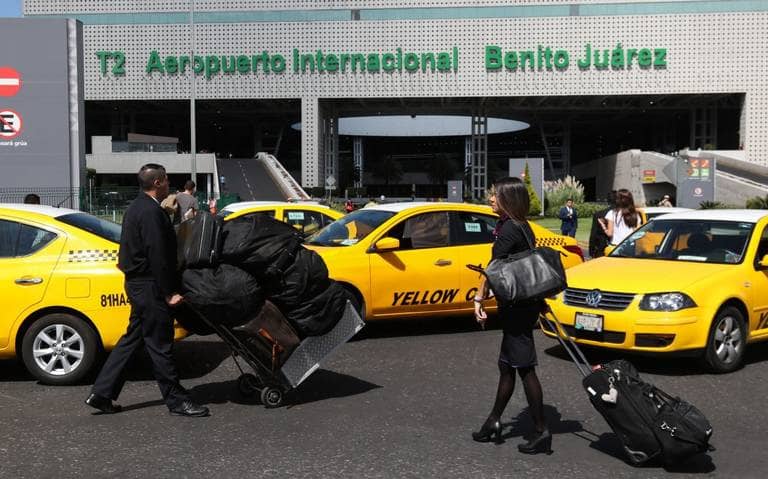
[{"x1": 174, "y1": 212, "x2": 364, "y2": 407}]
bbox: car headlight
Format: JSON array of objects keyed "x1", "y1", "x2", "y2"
[{"x1": 639, "y1": 292, "x2": 696, "y2": 312}]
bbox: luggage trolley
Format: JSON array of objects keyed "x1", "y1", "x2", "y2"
[{"x1": 195, "y1": 300, "x2": 364, "y2": 408}]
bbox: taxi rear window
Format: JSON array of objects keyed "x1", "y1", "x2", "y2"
[{"x1": 56, "y1": 213, "x2": 122, "y2": 244}]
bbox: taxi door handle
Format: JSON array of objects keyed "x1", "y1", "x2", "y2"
[
  {"x1": 15, "y1": 277, "x2": 43, "y2": 285},
  {"x1": 434, "y1": 259, "x2": 452, "y2": 266}
]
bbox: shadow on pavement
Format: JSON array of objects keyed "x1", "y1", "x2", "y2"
[
  {"x1": 189, "y1": 369, "x2": 381, "y2": 407},
  {"x1": 122, "y1": 339, "x2": 232, "y2": 381},
  {"x1": 500, "y1": 404, "x2": 584, "y2": 442},
  {"x1": 355, "y1": 315, "x2": 490, "y2": 340},
  {"x1": 589, "y1": 432, "x2": 716, "y2": 473}
]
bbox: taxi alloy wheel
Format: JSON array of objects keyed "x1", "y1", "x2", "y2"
[
  {"x1": 704, "y1": 306, "x2": 746, "y2": 374},
  {"x1": 21, "y1": 314, "x2": 99, "y2": 385}
]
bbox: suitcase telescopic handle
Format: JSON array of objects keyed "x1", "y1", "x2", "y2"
[{"x1": 538, "y1": 311, "x2": 592, "y2": 378}]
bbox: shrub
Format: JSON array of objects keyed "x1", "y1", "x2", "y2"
[
  {"x1": 699, "y1": 201, "x2": 725, "y2": 209},
  {"x1": 576, "y1": 202, "x2": 609, "y2": 219},
  {"x1": 543, "y1": 176, "x2": 585, "y2": 216},
  {"x1": 523, "y1": 163, "x2": 542, "y2": 215},
  {"x1": 745, "y1": 195, "x2": 768, "y2": 209}
]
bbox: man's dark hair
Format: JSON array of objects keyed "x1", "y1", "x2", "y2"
[
  {"x1": 137, "y1": 163, "x2": 166, "y2": 191},
  {"x1": 492, "y1": 177, "x2": 529, "y2": 222},
  {"x1": 184, "y1": 180, "x2": 196, "y2": 191},
  {"x1": 24, "y1": 193, "x2": 41, "y2": 204}
]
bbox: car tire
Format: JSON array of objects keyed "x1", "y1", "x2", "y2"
[
  {"x1": 342, "y1": 285, "x2": 365, "y2": 320},
  {"x1": 21, "y1": 314, "x2": 99, "y2": 385},
  {"x1": 703, "y1": 306, "x2": 746, "y2": 373}
]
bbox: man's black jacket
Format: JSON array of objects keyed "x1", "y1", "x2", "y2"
[{"x1": 118, "y1": 192, "x2": 178, "y2": 297}]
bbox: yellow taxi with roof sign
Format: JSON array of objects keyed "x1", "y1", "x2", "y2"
[
  {"x1": 0, "y1": 203, "x2": 185, "y2": 385},
  {"x1": 218, "y1": 201, "x2": 343, "y2": 237},
  {"x1": 544, "y1": 209, "x2": 768, "y2": 372},
  {"x1": 303, "y1": 202, "x2": 583, "y2": 321}
]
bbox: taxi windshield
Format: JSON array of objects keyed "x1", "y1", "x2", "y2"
[
  {"x1": 56, "y1": 213, "x2": 122, "y2": 244},
  {"x1": 609, "y1": 219, "x2": 754, "y2": 264},
  {"x1": 306, "y1": 209, "x2": 395, "y2": 246}
]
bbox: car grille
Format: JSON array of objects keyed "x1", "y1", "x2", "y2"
[
  {"x1": 559, "y1": 324, "x2": 626, "y2": 344},
  {"x1": 563, "y1": 288, "x2": 635, "y2": 311}
]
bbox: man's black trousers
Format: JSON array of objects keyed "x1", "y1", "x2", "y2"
[{"x1": 91, "y1": 280, "x2": 190, "y2": 409}]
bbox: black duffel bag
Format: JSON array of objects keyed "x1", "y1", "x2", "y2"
[
  {"x1": 220, "y1": 214, "x2": 303, "y2": 276},
  {"x1": 281, "y1": 281, "x2": 351, "y2": 338},
  {"x1": 180, "y1": 264, "x2": 264, "y2": 328},
  {"x1": 652, "y1": 388, "x2": 714, "y2": 465},
  {"x1": 265, "y1": 248, "x2": 330, "y2": 309},
  {"x1": 468, "y1": 220, "x2": 566, "y2": 304}
]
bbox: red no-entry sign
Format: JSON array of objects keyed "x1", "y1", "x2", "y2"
[
  {"x1": 0, "y1": 67, "x2": 22, "y2": 97},
  {"x1": 0, "y1": 109, "x2": 23, "y2": 139}
]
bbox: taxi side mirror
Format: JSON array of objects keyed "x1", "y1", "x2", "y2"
[
  {"x1": 604, "y1": 245, "x2": 615, "y2": 256},
  {"x1": 758, "y1": 254, "x2": 768, "y2": 270},
  {"x1": 371, "y1": 237, "x2": 400, "y2": 252}
]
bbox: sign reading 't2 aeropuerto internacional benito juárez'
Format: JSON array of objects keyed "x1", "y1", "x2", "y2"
[{"x1": 96, "y1": 43, "x2": 667, "y2": 78}]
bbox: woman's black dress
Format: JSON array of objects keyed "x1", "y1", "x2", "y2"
[{"x1": 491, "y1": 219, "x2": 542, "y2": 368}]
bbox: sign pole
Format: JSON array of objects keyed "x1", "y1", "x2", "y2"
[{"x1": 189, "y1": 0, "x2": 197, "y2": 187}]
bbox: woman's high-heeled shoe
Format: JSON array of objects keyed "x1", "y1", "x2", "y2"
[
  {"x1": 472, "y1": 419, "x2": 502, "y2": 443},
  {"x1": 518, "y1": 429, "x2": 552, "y2": 454}
]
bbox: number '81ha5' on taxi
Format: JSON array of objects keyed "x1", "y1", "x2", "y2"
[
  {"x1": 544, "y1": 209, "x2": 768, "y2": 373},
  {"x1": 303, "y1": 202, "x2": 583, "y2": 321},
  {"x1": 0, "y1": 204, "x2": 185, "y2": 385}
]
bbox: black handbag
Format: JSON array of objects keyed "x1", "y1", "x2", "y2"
[{"x1": 468, "y1": 221, "x2": 567, "y2": 304}]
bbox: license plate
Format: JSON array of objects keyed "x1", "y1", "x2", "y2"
[{"x1": 575, "y1": 312, "x2": 604, "y2": 332}]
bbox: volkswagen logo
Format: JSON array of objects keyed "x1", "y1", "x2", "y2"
[{"x1": 585, "y1": 290, "x2": 602, "y2": 308}]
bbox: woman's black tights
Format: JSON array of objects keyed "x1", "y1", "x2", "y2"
[{"x1": 485, "y1": 363, "x2": 546, "y2": 432}]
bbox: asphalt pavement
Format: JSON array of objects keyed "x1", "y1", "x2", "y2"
[{"x1": 1, "y1": 317, "x2": 767, "y2": 478}]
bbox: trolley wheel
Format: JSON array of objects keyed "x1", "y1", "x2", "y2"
[
  {"x1": 260, "y1": 386, "x2": 284, "y2": 408},
  {"x1": 237, "y1": 373, "x2": 261, "y2": 397}
]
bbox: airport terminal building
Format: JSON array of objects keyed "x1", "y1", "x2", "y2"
[{"x1": 16, "y1": 0, "x2": 768, "y2": 202}]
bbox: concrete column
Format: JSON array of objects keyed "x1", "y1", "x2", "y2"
[
  {"x1": 301, "y1": 97, "x2": 320, "y2": 187},
  {"x1": 470, "y1": 113, "x2": 488, "y2": 200},
  {"x1": 353, "y1": 136, "x2": 363, "y2": 188}
]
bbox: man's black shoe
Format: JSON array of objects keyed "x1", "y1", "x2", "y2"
[
  {"x1": 85, "y1": 393, "x2": 122, "y2": 414},
  {"x1": 169, "y1": 401, "x2": 210, "y2": 417}
]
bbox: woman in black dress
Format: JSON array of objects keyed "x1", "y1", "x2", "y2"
[{"x1": 472, "y1": 177, "x2": 551, "y2": 454}]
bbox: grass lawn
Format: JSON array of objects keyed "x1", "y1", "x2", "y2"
[{"x1": 532, "y1": 216, "x2": 593, "y2": 245}]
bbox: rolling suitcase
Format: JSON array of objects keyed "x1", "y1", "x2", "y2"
[
  {"x1": 539, "y1": 312, "x2": 713, "y2": 466},
  {"x1": 232, "y1": 300, "x2": 300, "y2": 373},
  {"x1": 176, "y1": 211, "x2": 223, "y2": 269}
]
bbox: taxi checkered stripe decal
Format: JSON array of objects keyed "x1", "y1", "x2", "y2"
[
  {"x1": 536, "y1": 237, "x2": 565, "y2": 246},
  {"x1": 67, "y1": 249, "x2": 118, "y2": 263}
]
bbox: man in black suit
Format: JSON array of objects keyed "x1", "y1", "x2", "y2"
[
  {"x1": 85, "y1": 163, "x2": 209, "y2": 417},
  {"x1": 558, "y1": 198, "x2": 578, "y2": 238},
  {"x1": 588, "y1": 190, "x2": 617, "y2": 259}
]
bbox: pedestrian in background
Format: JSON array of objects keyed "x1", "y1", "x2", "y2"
[
  {"x1": 176, "y1": 180, "x2": 198, "y2": 222},
  {"x1": 599, "y1": 188, "x2": 641, "y2": 246},
  {"x1": 658, "y1": 194, "x2": 674, "y2": 207},
  {"x1": 589, "y1": 190, "x2": 616, "y2": 258},
  {"x1": 344, "y1": 199, "x2": 355, "y2": 213},
  {"x1": 472, "y1": 177, "x2": 551, "y2": 454},
  {"x1": 85, "y1": 163, "x2": 209, "y2": 418},
  {"x1": 23, "y1": 193, "x2": 40, "y2": 204},
  {"x1": 558, "y1": 198, "x2": 578, "y2": 238}
]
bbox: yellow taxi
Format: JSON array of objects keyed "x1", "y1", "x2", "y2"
[
  {"x1": 218, "y1": 201, "x2": 344, "y2": 237},
  {"x1": 544, "y1": 209, "x2": 768, "y2": 373},
  {"x1": 638, "y1": 207, "x2": 693, "y2": 223},
  {"x1": 304, "y1": 202, "x2": 583, "y2": 321},
  {"x1": 0, "y1": 204, "x2": 185, "y2": 385}
]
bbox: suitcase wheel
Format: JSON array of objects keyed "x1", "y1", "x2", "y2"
[
  {"x1": 260, "y1": 386, "x2": 284, "y2": 408},
  {"x1": 237, "y1": 373, "x2": 261, "y2": 397}
]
